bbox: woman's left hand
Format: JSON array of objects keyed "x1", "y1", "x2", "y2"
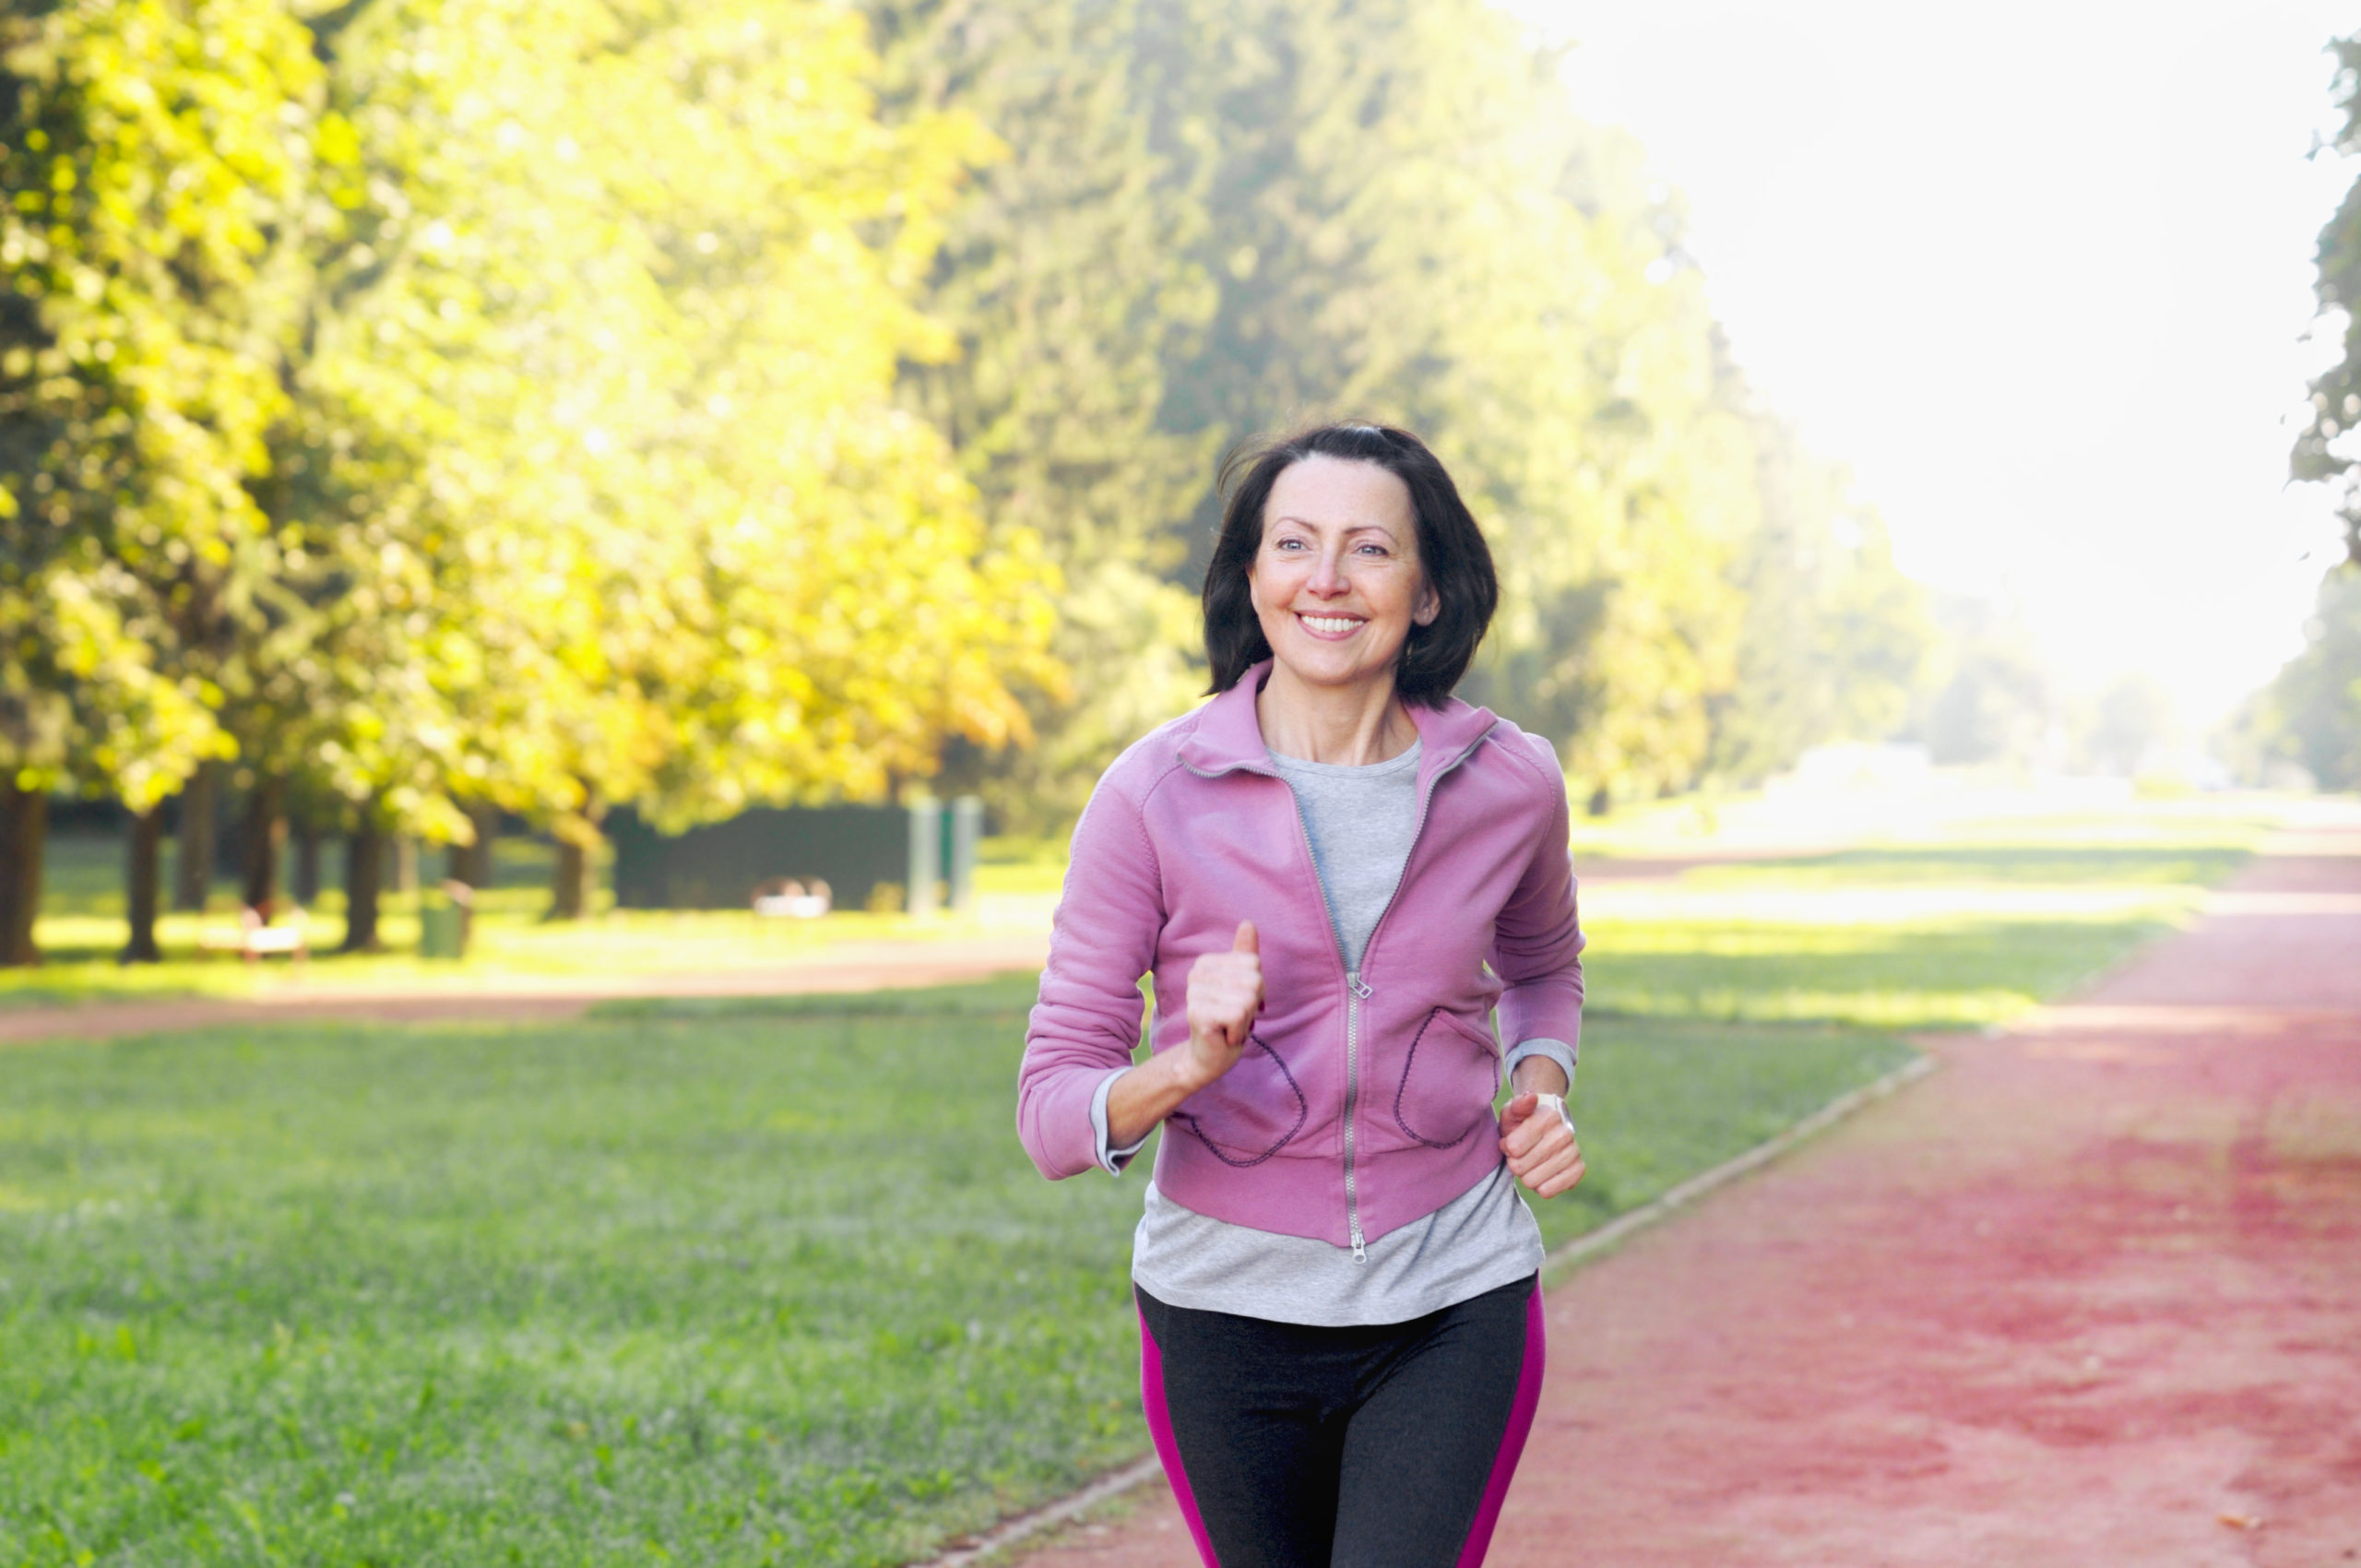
[{"x1": 1500, "y1": 1091, "x2": 1585, "y2": 1198}]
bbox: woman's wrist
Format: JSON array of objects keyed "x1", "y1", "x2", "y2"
[
  {"x1": 1509, "y1": 1055, "x2": 1570, "y2": 1098},
  {"x1": 1105, "y1": 1046, "x2": 1215, "y2": 1149}
]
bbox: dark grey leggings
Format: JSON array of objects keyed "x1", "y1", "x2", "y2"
[{"x1": 1136, "y1": 1274, "x2": 1545, "y2": 1567}]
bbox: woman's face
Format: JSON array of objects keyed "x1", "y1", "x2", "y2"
[{"x1": 1248, "y1": 455, "x2": 1439, "y2": 695}]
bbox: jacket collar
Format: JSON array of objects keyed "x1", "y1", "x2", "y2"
[{"x1": 1179, "y1": 660, "x2": 1500, "y2": 778}]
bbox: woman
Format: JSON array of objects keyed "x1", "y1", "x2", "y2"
[{"x1": 1017, "y1": 422, "x2": 1585, "y2": 1568}]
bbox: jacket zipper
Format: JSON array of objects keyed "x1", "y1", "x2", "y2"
[
  {"x1": 1283, "y1": 729, "x2": 1493, "y2": 1265},
  {"x1": 1276, "y1": 790, "x2": 1367, "y2": 1261},
  {"x1": 1343, "y1": 969, "x2": 1372, "y2": 1261}
]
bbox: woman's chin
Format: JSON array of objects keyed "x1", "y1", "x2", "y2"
[{"x1": 1271, "y1": 647, "x2": 1397, "y2": 692}]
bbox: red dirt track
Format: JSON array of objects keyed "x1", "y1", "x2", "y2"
[{"x1": 1015, "y1": 815, "x2": 2361, "y2": 1567}]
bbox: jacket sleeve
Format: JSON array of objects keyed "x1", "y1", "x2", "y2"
[
  {"x1": 1490, "y1": 740, "x2": 1585, "y2": 1059},
  {"x1": 1017, "y1": 771, "x2": 1165, "y2": 1180}
]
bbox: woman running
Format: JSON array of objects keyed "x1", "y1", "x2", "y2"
[{"x1": 1017, "y1": 422, "x2": 1585, "y2": 1568}]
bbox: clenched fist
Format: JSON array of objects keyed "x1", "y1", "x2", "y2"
[
  {"x1": 1500, "y1": 1091, "x2": 1585, "y2": 1197},
  {"x1": 1181, "y1": 921, "x2": 1264, "y2": 1091}
]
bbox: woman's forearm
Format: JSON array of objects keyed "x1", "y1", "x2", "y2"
[
  {"x1": 1105, "y1": 1049, "x2": 1217, "y2": 1149},
  {"x1": 1510, "y1": 1054, "x2": 1570, "y2": 1098}
]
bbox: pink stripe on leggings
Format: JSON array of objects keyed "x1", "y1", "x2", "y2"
[
  {"x1": 1455, "y1": 1282, "x2": 1548, "y2": 1568},
  {"x1": 1139, "y1": 1306, "x2": 1224, "y2": 1568}
]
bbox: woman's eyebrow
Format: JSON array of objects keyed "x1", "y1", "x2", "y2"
[{"x1": 1268, "y1": 515, "x2": 1402, "y2": 540}]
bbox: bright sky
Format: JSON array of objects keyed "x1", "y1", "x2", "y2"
[{"x1": 1513, "y1": 0, "x2": 2358, "y2": 726}]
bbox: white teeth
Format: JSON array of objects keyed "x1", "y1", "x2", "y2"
[{"x1": 1300, "y1": 615, "x2": 1361, "y2": 634}]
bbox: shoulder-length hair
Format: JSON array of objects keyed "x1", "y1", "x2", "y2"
[{"x1": 1203, "y1": 422, "x2": 1499, "y2": 707}]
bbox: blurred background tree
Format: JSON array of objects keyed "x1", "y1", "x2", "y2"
[
  {"x1": 2269, "y1": 28, "x2": 2361, "y2": 795},
  {"x1": 2294, "y1": 33, "x2": 2361, "y2": 570},
  {"x1": 2232, "y1": 571, "x2": 2361, "y2": 790}
]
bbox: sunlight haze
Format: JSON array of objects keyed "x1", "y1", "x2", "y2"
[{"x1": 1519, "y1": 0, "x2": 2357, "y2": 729}]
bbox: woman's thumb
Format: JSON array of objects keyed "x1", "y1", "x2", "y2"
[{"x1": 1233, "y1": 921, "x2": 1259, "y2": 956}]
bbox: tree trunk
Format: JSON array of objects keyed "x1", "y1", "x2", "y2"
[
  {"x1": 173, "y1": 760, "x2": 217, "y2": 911},
  {"x1": 291, "y1": 821, "x2": 322, "y2": 908},
  {"x1": 0, "y1": 779, "x2": 47, "y2": 967},
  {"x1": 1586, "y1": 784, "x2": 1612, "y2": 819},
  {"x1": 121, "y1": 805, "x2": 163, "y2": 964},
  {"x1": 340, "y1": 818, "x2": 384, "y2": 953},
  {"x1": 242, "y1": 777, "x2": 284, "y2": 918},
  {"x1": 549, "y1": 837, "x2": 590, "y2": 921},
  {"x1": 455, "y1": 802, "x2": 496, "y2": 889},
  {"x1": 547, "y1": 803, "x2": 602, "y2": 921}
]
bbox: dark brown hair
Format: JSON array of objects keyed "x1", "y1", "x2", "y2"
[{"x1": 1203, "y1": 422, "x2": 1499, "y2": 706}]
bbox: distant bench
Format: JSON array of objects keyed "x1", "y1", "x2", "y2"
[
  {"x1": 198, "y1": 906, "x2": 310, "y2": 964},
  {"x1": 751, "y1": 878, "x2": 832, "y2": 919}
]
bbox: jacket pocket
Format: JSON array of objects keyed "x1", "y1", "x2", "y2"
[
  {"x1": 1393, "y1": 1008, "x2": 1501, "y2": 1149},
  {"x1": 1173, "y1": 1034, "x2": 1309, "y2": 1168}
]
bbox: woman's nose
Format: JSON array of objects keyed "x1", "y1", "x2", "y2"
[{"x1": 1308, "y1": 546, "x2": 1349, "y2": 595}]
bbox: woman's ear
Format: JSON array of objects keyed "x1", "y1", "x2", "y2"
[{"x1": 1413, "y1": 577, "x2": 1441, "y2": 628}]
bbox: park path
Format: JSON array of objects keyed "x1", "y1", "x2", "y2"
[
  {"x1": 1011, "y1": 808, "x2": 2361, "y2": 1567},
  {"x1": 0, "y1": 932, "x2": 1054, "y2": 1046}
]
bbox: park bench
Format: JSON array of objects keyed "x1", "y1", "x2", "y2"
[
  {"x1": 198, "y1": 905, "x2": 311, "y2": 964},
  {"x1": 751, "y1": 878, "x2": 832, "y2": 919}
]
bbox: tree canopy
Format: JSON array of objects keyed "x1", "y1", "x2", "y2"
[{"x1": 4, "y1": 0, "x2": 1940, "y2": 958}]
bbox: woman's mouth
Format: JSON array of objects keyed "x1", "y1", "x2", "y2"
[{"x1": 1296, "y1": 613, "x2": 1365, "y2": 639}]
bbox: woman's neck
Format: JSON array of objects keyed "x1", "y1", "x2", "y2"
[{"x1": 1256, "y1": 661, "x2": 1419, "y2": 765}]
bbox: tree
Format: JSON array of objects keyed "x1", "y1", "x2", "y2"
[
  {"x1": 2295, "y1": 34, "x2": 2361, "y2": 568},
  {"x1": 2073, "y1": 672, "x2": 2176, "y2": 778},
  {"x1": 1, "y1": 0, "x2": 318, "y2": 963},
  {"x1": 1909, "y1": 594, "x2": 2056, "y2": 769},
  {"x1": 2236, "y1": 570, "x2": 2361, "y2": 790},
  {"x1": 1708, "y1": 410, "x2": 1932, "y2": 783},
  {"x1": 871, "y1": 0, "x2": 1216, "y2": 828}
]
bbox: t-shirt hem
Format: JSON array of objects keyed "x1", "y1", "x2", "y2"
[{"x1": 1130, "y1": 1242, "x2": 1546, "y2": 1328}]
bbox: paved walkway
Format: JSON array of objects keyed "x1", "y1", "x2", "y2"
[
  {"x1": 1014, "y1": 813, "x2": 2361, "y2": 1566},
  {"x1": 0, "y1": 933, "x2": 1052, "y2": 1045}
]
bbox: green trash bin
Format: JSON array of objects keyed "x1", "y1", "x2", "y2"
[{"x1": 418, "y1": 882, "x2": 473, "y2": 960}]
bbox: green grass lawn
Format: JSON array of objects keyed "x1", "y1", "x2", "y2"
[{"x1": 0, "y1": 798, "x2": 2276, "y2": 1564}]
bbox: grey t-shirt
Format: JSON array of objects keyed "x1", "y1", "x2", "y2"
[{"x1": 1089, "y1": 738, "x2": 1577, "y2": 1326}]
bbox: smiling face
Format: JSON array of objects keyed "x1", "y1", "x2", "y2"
[{"x1": 1247, "y1": 455, "x2": 1439, "y2": 695}]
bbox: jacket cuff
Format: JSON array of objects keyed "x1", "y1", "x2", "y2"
[
  {"x1": 1089, "y1": 1068, "x2": 1150, "y2": 1176},
  {"x1": 1502, "y1": 1038, "x2": 1576, "y2": 1092}
]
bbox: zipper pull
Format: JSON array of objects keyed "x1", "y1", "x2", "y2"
[
  {"x1": 1347, "y1": 971, "x2": 1372, "y2": 1000},
  {"x1": 1350, "y1": 1221, "x2": 1367, "y2": 1264}
]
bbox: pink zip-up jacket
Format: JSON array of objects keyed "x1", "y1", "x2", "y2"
[{"x1": 1017, "y1": 662, "x2": 1584, "y2": 1253}]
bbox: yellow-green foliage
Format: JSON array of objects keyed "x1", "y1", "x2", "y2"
[
  {"x1": 4, "y1": 0, "x2": 1058, "y2": 851},
  {"x1": 0, "y1": 0, "x2": 315, "y2": 802}
]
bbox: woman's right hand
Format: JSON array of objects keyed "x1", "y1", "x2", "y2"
[
  {"x1": 1180, "y1": 921, "x2": 1264, "y2": 1090},
  {"x1": 1101, "y1": 921, "x2": 1264, "y2": 1150}
]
